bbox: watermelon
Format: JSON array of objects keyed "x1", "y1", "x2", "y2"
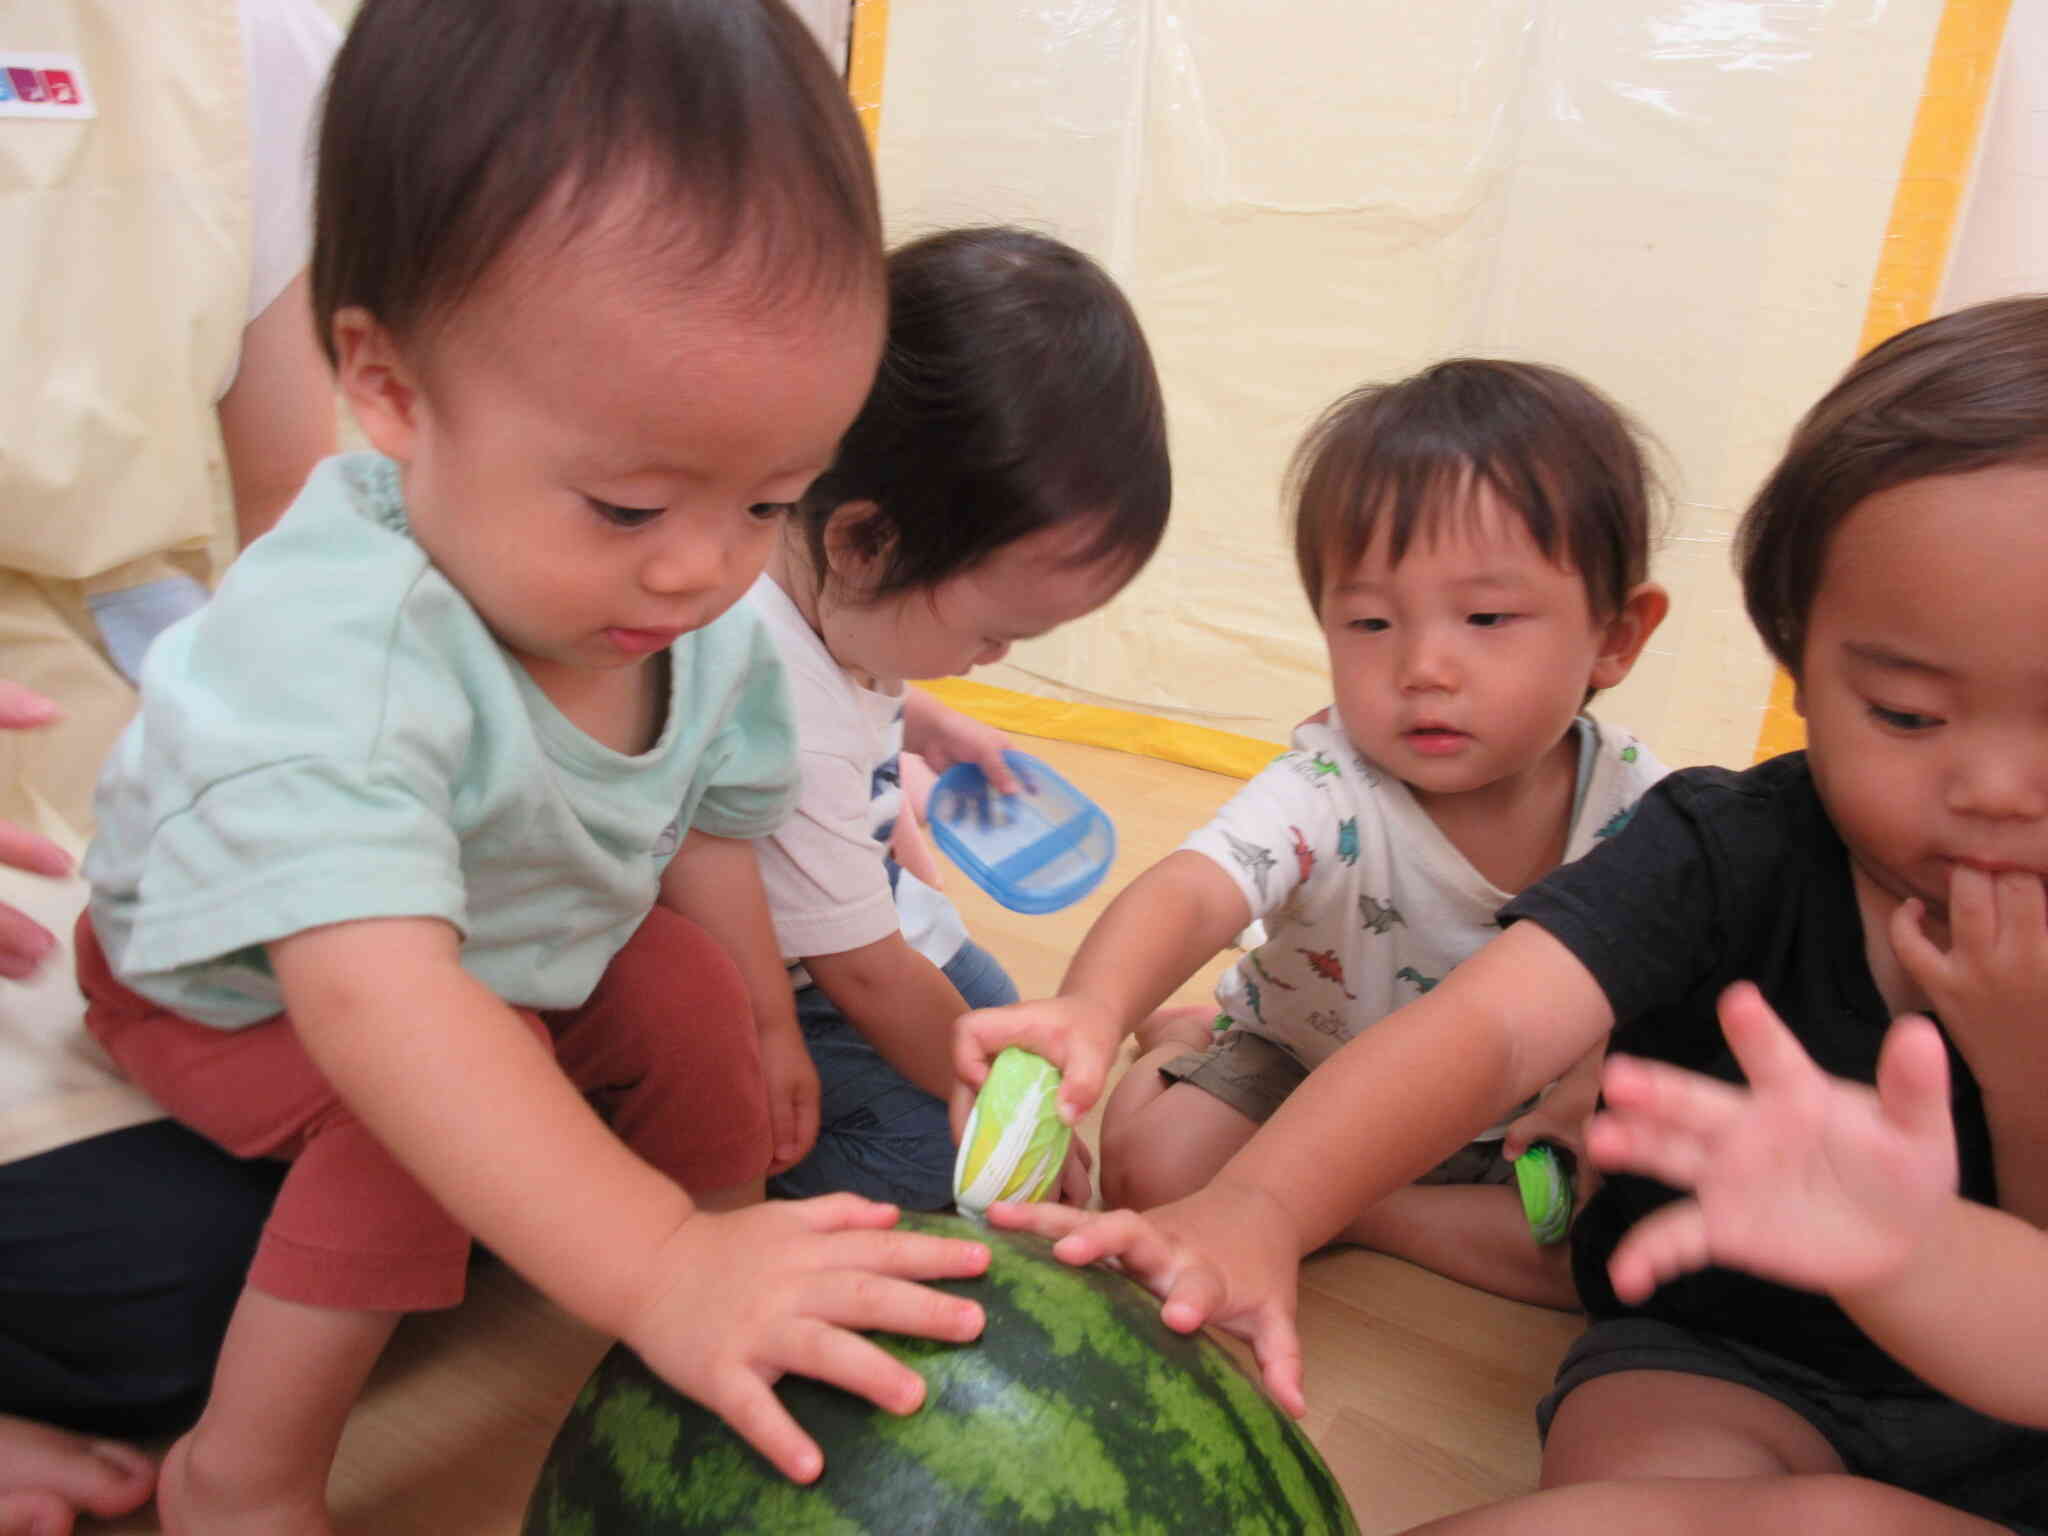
[{"x1": 523, "y1": 1210, "x2": 1359, "y2": 1534}]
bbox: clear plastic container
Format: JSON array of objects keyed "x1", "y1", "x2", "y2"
[{"x1": 927, "y1": 749, "x2": 1116, "y2": 915}]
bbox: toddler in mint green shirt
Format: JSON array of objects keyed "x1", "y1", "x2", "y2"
[
  {"x1": 68, "y1": 5, "x2": 992, "y2": 1527},
  {"x1": 88, "y1": 454, "x2": 800, "y2": 1030}
]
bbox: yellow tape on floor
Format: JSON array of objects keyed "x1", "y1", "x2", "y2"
[{"x1": 919, "y1": 678, "x2": 1282, "y2": 781}]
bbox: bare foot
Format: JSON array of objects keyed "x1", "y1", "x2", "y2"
[
  {"x1": 1135, "y1": 1004, "x2": 1217, "y2": 1057},
  {"x1": 155, "y1": 1432, "x2": 334, "y2": 1536},
  {"x1": 0, "y1": 1414, "x2": 154, "y2": 1536}
]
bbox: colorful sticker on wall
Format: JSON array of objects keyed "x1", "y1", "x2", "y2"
[{"x1": 0, "y1": 54, "x2": 94, "y2": 118}]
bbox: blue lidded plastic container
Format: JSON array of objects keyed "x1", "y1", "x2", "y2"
[{"x1": 926, "y1": 750, "x2": 1116, "y2": 915}]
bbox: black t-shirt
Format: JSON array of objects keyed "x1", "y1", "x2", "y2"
[{"x1": 1501, "y1": 752, "x2": 1995, "y2": 1387}]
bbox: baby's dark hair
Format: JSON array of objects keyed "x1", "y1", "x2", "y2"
[
  {"x1": 1739, "y1": 294, "x2": 2048, "y2": 677},
  {"x1": 795, "y1": 226, "x2": 1170, "y2": 598},
  {"x1": 1291, "y1": 359, "x2": 1658, "y2": 623},
  {"x1": 312, "y1": 0, "x2": 880, "y2": 362}
]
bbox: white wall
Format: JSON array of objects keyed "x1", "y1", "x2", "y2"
[
  {"x1": 1943, "y1": 0, "x2": 2048, "y2": 308},
  {"x1": 880, "y1": 1, "x2": 1951, "y2": 770}
]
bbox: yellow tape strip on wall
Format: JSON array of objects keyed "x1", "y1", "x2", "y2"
[
  {"x1": 919, "y1": 677, "x2": 1285, "y2": 781},
  {"x1": 857, "y1": 2, "x2": 2009, "y2": 779},
  {"x1": 1751, "y1": 0, "x2": 2012, "y2": 763},
  {"x1": 846, "y1": 0, "x2": 1277, "y2": 782},
  {"x1": 848, "y1": 0, "x2": 887, "y2": 152}
]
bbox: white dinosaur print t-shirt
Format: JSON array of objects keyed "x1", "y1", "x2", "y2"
[{"x1": 1181, "y1": 707, "x2": 1666, "y2": 1120}]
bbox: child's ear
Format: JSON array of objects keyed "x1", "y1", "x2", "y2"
[
  {"x1": 820, "y1": 500, "x2": 890, "y2": 587},
  {"x1": 1588, "y1": 581, "x2": 1670, "y2": 691},
  {"x1": 331, "y1": 306, "x2": 422, "y2": 464}
]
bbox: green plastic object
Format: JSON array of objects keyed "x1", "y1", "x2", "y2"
[
  {"x1": 1514, "y1": 1142, "x2": 1575, "y2": 1246},
  {"x1": 951, "y1": 1047, "x2": 1072, "y2": 1217}
]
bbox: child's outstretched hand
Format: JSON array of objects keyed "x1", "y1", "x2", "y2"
[
  {"x1": 951, "y1": 995, "x2": 1125, "y2": 1137},
  {"x1": 621, "y1": 1195, "x2": 989, "y2": 1484},
  {"x1": 1588, "y1": 981, "x2": 1957, "y2": 1305},
  {"x1": 985, "y1": 1178, "x2": 1309, "y2": 1417}
]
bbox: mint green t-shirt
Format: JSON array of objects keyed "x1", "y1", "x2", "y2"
[{"x1": 84, "y1": 453, "x2": 799, "y2": 1029}]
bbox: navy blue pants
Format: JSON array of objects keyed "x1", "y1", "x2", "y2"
[
  {"x1": 768, "y1": 940, "x2": 1018, "y2": 1211},
  {"x1": 1, "y1": 1119, "x2": 282, "y2": 1437}
]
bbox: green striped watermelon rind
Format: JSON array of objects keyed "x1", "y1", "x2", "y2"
[{"x1": 524, "y1": 1210, "x2": 1359, "y2": 1534}]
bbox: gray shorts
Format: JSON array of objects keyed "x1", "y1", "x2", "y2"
[
  {"x1": 1160, "y1": 1029, "x2": 1514, "y2": 1186},
  {"x1": 1538, "y1": 1318, "x2": 2048, "y2": 1534}
]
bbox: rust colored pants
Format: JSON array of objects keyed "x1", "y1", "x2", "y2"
[{"x1": 78, "y1": 907, "x2": 770, "y2": 1312}]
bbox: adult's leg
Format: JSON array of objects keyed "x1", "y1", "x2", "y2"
[{"x1": 0, "y1": 1121, "x2": 281, "y2": 1438}]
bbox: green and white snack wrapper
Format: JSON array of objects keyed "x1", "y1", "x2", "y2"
[{"x1": 953, "y1": 1047, "x2": 1071, "y2": 1217}]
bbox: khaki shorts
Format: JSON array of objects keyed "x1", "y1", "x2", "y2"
[{"x1": 1160, "y1": 1029, "x2": 1514, "y2": 1186}]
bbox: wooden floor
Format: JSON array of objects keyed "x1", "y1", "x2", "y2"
[{"x1": 88, "y1": 733, "x2": 1582, "y2": 1534}]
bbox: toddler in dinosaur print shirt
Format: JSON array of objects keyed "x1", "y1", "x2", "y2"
[
  {"x1": 956, "y1": 358, "x2": 1669, "y2": 1309},
  {"x1": 1183, "y1": 708, "x2": 1660, "y2": 1097}
]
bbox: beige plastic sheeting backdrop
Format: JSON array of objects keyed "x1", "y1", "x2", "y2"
[
  {"x1": 877, "y1": 1, "x2": 1948, "y2": 771},
  {"x1": 1944, "y1": 0, "x2": 2048, "y2": 308}
]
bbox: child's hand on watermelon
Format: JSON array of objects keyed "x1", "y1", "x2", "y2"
[
  {"x1": 952, "y1": 994, "x2": 1125, "y2": 1136},
  {"x1": 620, "y1": 1194, "x2": 990, "y2": 1483},
  {"x1": 987, "y1": 1175, "x2": 1309, "y2": 1418}
]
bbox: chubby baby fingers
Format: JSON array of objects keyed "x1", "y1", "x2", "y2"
[
  {"x1": 1592, "y1": 1055, "x2": 1744, "y2": 1169},
  {"x1": 812, "y1": 1223, "x2": 992, "y2": 1289},
  {"x1": 1872, "y1": 1015, "x2": 1958, "y2": 1156},
  {"x1": 1155, "y1": 1257, "x2": 1229, "y2": 1338},
  {"x1": 986, "y1": 1202, "x2": 1175, "y2": 1281},
  {"x1": 0, "y1": 817, "x2": 72, "y2": 881},
  {"x1": 0, "y1": 681, "x2": 58, "y2": 728},
  {"x1": 1245, "y1": 1306, "x2": 1308, "y2": 1419},
  {"x1": 1585, "y1": 1103, "x2": 1713, "y2": 1194},
  {"x1": 705, "y1": 1309, "x2": 966, "y2": 1482},
  {"x1": 703, "y1": 1373, "x2": 834, "y2": 1483},
  {"x1": 983, "y1": 1198, "x2": 1093, "y2": 1242},
  {"x1": 805, "y1": 1266, "x2": 986, "y2": 1349},
  {"x1": 1604, "y1": 1198, "x2": 1713, "y2": 1306},
  {"x1": 0, "y1": 904, "x2": 57, "y2": 980}
]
